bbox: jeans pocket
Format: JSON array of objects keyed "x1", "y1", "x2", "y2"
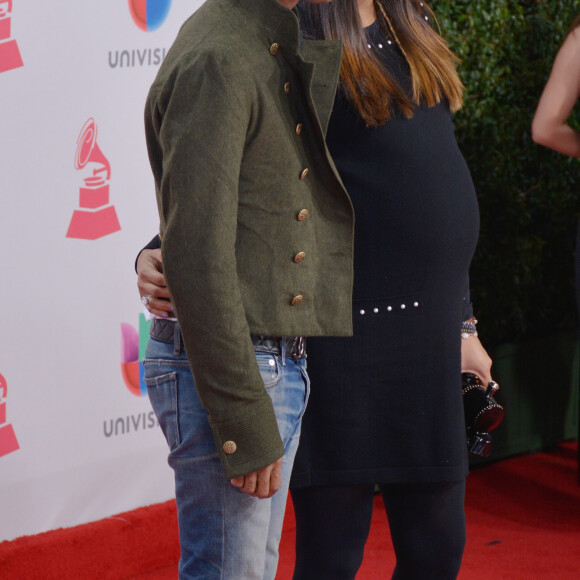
[
  {"x1": 255, "y1": 353, "x2": 282, "y2": 390},
  {"x1": 143, "y1": 368, "x2": 180, "y2": 450},
  {"x1": 297, "y1": 361, "x2": 310, "y2": 421}
]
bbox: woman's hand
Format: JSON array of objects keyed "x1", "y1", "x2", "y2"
[
  {"x1": 461, "y1": 335, "x2": 493, "y2": 385},
  {"x1": 137, "y1": 249, "x2": 173, "y2": 318}
]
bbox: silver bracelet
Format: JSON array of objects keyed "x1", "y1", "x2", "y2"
[{"x1": 461, "y1": 318, "x2": 478, "y2": 339}]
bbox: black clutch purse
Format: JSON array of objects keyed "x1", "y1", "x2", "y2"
[{"x1": 462, "y1": 373, "x2": 505, "y2": 457}]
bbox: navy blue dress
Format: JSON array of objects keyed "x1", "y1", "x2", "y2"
[{"x1": 290, "y1": 21, "x2": 480, "y2": 487}]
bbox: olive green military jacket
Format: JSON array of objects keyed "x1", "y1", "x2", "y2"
[{"x1": 145, "y1": 0, "x2": 354, "y2": 478}]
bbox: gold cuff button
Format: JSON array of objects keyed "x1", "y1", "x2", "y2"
[
  {"x1": 297, "y1": 209, "x2": 309, "y2": 221},
  {"x1": 269, "y1": 43, "x2": 280, "y2": 55},
  {"x1": 295, "y1": 123, "x2": 303, "y2": 135},
  {"x1": 294, "y1": 252, "x2": 306, "y2": 263},
  {"x1": 223, "y1": 441, "x2": 237, "y2": 455},
  {"x1": 291, "y1": 295, "x2": 304, "y2": 306},
  {"x1": 299, "y1": 168, "x2": 309, "y2": 180},
  {"x1": 284, "y1": 82, "x2": 291, "y2": 94}
]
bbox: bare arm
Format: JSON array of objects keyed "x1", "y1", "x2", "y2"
[
  {"x1": 532, "y1": 28, "x2": 580, "y2": 158},
  {"x1": 461, "y1": 334, "x2": 493, "y2": 386}
]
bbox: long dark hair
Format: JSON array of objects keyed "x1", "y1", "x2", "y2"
[{"x1": 299, "y1": 0, "x2": 463, "y2": 127}]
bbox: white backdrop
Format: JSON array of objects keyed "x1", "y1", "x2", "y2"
[{"x1": 0, "y1": 0, "x2": 205, "y2": 542}]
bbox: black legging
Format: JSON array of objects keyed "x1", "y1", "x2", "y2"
[{"x1": 291, "y1": 480, "x2": 466, "y2": 580}]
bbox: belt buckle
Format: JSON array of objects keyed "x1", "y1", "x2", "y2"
[{"x1": 291, "y1": 336, "x2": 305, "y2": 360}]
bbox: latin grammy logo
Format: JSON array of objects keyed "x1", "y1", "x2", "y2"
[
  {"x1": 0, "y1": 0, "x2": 24, "y2": 74},
  {"x1": 0, "y1": 373, "x2": 20, "y2": 458},
  {"x1": 66, "y1": 118, "x2": 121, "y2": 240}
]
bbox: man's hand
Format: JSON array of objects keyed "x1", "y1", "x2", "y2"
[
  {"x1": 137, "y1": 249, "x2": 173, "y2": 318},
  {"x1": 461, "y1": 335, "x2": 493, "y2": 385},
  {"x1": 230, "y1": 458, "x2": 282, "y2": 499}
]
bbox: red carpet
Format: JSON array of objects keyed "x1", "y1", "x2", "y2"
[{"x1": 1, "y1": 443, "x2": 579, "y2": 579}]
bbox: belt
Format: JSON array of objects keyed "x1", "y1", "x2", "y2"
[{"x1": 150, "y1": 318, "x2": 306, "y2": 360}]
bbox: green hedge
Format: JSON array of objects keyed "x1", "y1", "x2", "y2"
[{"x1": 430, "y1": 0, "x2": 580, "y2": 345}]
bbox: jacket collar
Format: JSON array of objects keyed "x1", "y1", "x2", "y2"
[
  {"x1": 299, "y1": 38, "x2": 342, "y2": 134},
  {"x1": 229, "y1": 0, "x2": 342, "y2": 134},
  {"x1": 235, "y1": 0, "x2": 302, "y2": 56}
]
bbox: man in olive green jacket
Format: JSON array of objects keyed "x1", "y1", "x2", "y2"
[{"x1": 142, "y1": 0, "x2": 354, "y2": 576}]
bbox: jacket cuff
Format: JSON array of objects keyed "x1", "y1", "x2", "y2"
[{"x1": 209, "y1": 397, "x2": 284, "y2": 479}]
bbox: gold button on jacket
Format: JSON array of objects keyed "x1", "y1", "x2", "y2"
[
  {"x1": 145, "y1": 0, "x2": 353, "y2": 479},
  {"x1": 223, "y1": 441, "x2": 237, "y2": 455},
  {"x1": 291, "y1": 295, "x2": 304, "y2": 306}
]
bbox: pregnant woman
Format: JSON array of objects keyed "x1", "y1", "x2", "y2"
[{"x1": 137, "y1": 1, "x2": 494, "y2": 577}]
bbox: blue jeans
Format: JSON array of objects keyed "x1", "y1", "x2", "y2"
[{"x1": 143, "y1": 336, "x2": 309, "y2": 580}]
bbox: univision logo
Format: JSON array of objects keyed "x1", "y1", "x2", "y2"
[
  {"x1": 121, "y1": 313, "x2": 152, "y2": 397},
  {"x1": 128, "y1": 0, "x2": 172, "y2": 32}
]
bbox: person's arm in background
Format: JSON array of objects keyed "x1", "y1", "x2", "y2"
[
  {"x1": 532, "y1": 27, "x2": 580, "y2": 158},
  {"x1": 135, "y1": 236, "x2": 173, "y2": 319}
]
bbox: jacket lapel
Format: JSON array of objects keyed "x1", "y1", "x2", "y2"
[{"x1": 299, "y1": 39, "x2": 342, "y2": 136}]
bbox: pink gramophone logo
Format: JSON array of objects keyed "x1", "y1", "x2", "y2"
[
  {"x1": 66, "y1": 118, "x2": 121, "y2": 240},
  {"x1": 0, "y1": 373, "x2": 20, "y2": 458},
  {"x1": 0, "y1": 0, "x2": 23, "y2": 74}
]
